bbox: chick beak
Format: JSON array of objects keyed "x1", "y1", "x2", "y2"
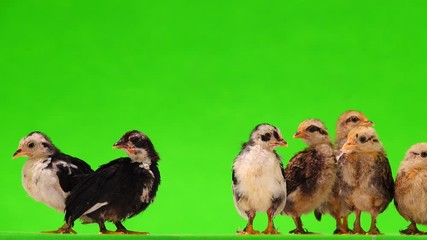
[
  {"x1": 342, "y1": 141, "x2": 357, "y2": 151},
  {"x1": 113, "y1": 140, "x2": 136, "y2": 154},
  {"x1": 293, "y1": 131, "x2": 307, "y2": 139},
  {"x1": 113, "y1": 139, "x2": 126, "y2": 149},
  {"x1": 12, "y1": 149, "x2": 30, "y2": 159},
  {"x1": 276, "y1": 139, "x2": 288, "y2": 147},
  {"x1": 361, "y1": 119, "x2": 374, "y2": 127}
]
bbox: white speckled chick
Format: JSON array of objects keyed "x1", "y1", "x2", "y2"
[
  {"x1": 13, "y1": 132, "x2": 93, "y2": 233},
  {"x1": 232, "y1": 124, "x2": 287, "y2": 235}
]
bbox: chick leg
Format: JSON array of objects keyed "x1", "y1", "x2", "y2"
[
  {"x1": 289, "y1": 216, "x2": 309, "y2": 234},
  {"x1": 262, "y1": 208, "x2": 279, "y2": 234},
  {"x1": 367, "y1": 213, "x2": 382, "y2": 235},
  {"x1": 114, "y1": 221, "x2": 149, "y2": 235},
  {"x1": 400, "y1": 221, "x2": 424, "y2": 235},
  {"x1": 334, "y1": 215, "x2": 352, "y2": 234},
  {"x1": 353, "y1": 209, "x2": 366, "y2": 234},
  {"x1": 332, "y1": 212, "x2": 344, "y2": 234},
  {"x1": 237, "y1": 211, "x2": 260, "y2": 235},
  {"x1": 41, "y1": 223, "x2": 77, "y2": 234},
  {"x1": 342, "y1": 215, "x2": 352, "y2": 233},
  {"x1": 98, "y1": 221, "x2": 120, "y2": 234}
]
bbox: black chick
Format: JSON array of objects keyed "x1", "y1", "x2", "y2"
[{"x1": 65, "y1": 130, "x2": 161, "y2": 234}]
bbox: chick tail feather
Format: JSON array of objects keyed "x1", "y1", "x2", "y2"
[{"x1": 314, "y1": 208, "x2": 322, "y2": 221}]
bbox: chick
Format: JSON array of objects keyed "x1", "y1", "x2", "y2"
[
  {"x1": 13, "y1": 132, "x2": 93, "y2": 233},
  {"x1": 395, "y1": 143, "x2": 427, "y2": 235},
  {"x1": 325, "y1": 110, "x2": 374, "y2": 233},
  {"x1": 338, "y1": 126, "x2": 394, "y2": 234},
  {"x1": 282, "y1": 119, "x2": 336, "y2": 234},
  {"x1": 232, "y1": 124, "x2": 288, "y2": 234},
  {"x1": 65, "y1": 130, "x2": 160, "y2": 234},
  {"x1": 335, "y1": 110, "x2": 374, "y2": 149}
]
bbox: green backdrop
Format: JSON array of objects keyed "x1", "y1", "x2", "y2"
[{"x1": 1, "y1": 0, "x2": 426, "y2": 236}]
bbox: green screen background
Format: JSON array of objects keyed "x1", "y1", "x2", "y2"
[{"x1": 1, "y1": 0, "x2": 426, "y2": 235}]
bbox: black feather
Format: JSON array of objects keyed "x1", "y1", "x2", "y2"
[
  {"x1": 372, "y1": 154, "x2": 394, "y2": 213},
  {"x1": 48, "y1": 152, "x2": 93, "y2": 193},
  {"x1": 232, "y1": 168, "x2": 238, "y2": 185},
  {"x1": 273, "y1": 131, "x2": 280, "y2": 140},
  {"x1": 314, "y1": 208, "x2": 322, "y2": 221},
  {"x1": 65, "y1": 157, "x2": 160, "y2": 227},
  {"x1": 306, "y1": 125, "x2": 328, "y2": 135},
  {"x1": 284, "y1": 148, "x2": 323, "y2": 195}
]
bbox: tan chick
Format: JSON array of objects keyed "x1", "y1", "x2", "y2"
[
  {"x1": 282, "y1": 119, "x2": 337, "y2": 234},
  {"x1": 338, "y1": 126, "x2": 394, "y2": 234},
  {"x1": 335, "y1": 110, "x2": 374, "y2": 149},
  {"x1": 320, "y1": 110, "x2": 374, "y2": 233},
  {"x1": 395, "y1": 143, "x2": 427, "y2": 235}
]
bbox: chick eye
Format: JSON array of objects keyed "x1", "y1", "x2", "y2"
[
  {"x1": 359, "y1": 136, "x2": 367, "y2": 143},
  {"x1": 421, "y1": 152, "x2": 427, "y2": 158},
  {"x1": 348, "y1": 116, "x2": 360, "y2": 123},
  {"x1": 306, "y1": 125, "x2": 318, "y2": 133},
  {"x1": 129, "y1": 136, "x2": 139, "y2": 144},
  {"x1": 28, "y1": 142, "x2": 35, "y2": 148},
  {"x1": 261, "y1": 133, "x2": 271, "y2": 142}
]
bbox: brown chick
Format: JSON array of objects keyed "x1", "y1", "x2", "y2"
[
  {"x1": 335, "y1": 110, "x2": 374, "y2": 149},
  {"x1": 282, "y1": 119, "x2": 337, "y2": 234},
  {"x1": 328, "y1": 110, "x2": 374, "y2": 233},
  {"x1": 395, "y1": 143, "x2": 427, "y2": 235},
  {"x1": 338, "y1": 126, "x2": 394, "y2": 235}
]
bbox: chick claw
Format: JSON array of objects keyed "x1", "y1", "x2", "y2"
[
  {"x1": 262, "y1": 227, "x2": 279, "y2": 234},
  {"x1": 237, "y1": 225, "x2": 260, "y2": 235},
  {"x1": 116, "y1": 230, "x2": 149, "y2": 235},
  {"x1": 99, "y1": 230, "x2": 124, "y2": 235},
  {"x1": 400, "y1": 223, "x2": 424, "y2": 235},
  {"x1": 289, "y1": 228, "x2": 311, "y2": 234},
  {"x1": 41, "y1": 225, "x2": 77, "y2": 234},
  {"x1": 333, "y1": 228, "x2": 352, "y2": 234},
  {"x1": 367, "y1": 227, "x2": 382, "y2": 235},
  {"x1": 236, "y1": 230, "x2": 260, "y2": 235},
  {"x1": 352, "y1": 227, "x2": 366, "y2": 235}
]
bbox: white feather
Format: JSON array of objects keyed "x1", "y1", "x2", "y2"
[
  {"x1": 232, "y1": 145, "x2": 287, "y2": 219},
  {"x1": 55, "y1": 161, "x2": 77, "y2": 174},
  {"x1": 83, "y1": 202, "x2": 109, "y2": 215},
  {"x1": 140, "y1": 169, "x2": 154, "y2": 203},
  {"x1": 22, "y1": 158, "x2": 67, "y2": 212}
]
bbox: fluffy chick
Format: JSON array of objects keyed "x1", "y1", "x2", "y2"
[
  {"x1": 338, "y1": 126, "x2": 394, "y2": 235},
  {"x1": 13, "y1": 132, "x2": 93, "y2": 233},
  {"x1": 332, "y1": 110, "x2": 374, "y2": 232},
  {"x1": 282, "y1": 119, "x2": 336, "y2": 234},
  {"x1": 335, "y1": 110, "x2": 374, "y2": 149},
  {"x1": 395, "y1": 143, "x2": 427, "y2": 235},
  {"x1": 232, "y1": 124, "x2": 288, "y2": 235}
]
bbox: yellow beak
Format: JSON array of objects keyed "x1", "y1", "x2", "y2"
[{"x1": 12, "y1": 149, "x2": 30, "y2": 159}]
